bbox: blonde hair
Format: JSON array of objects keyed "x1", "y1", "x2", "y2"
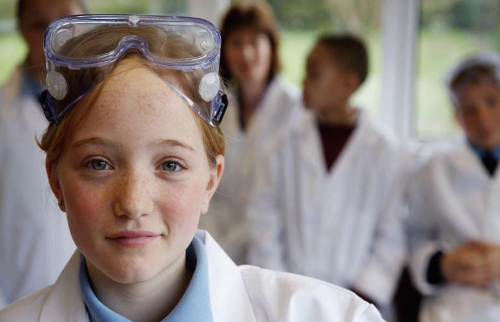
[{"x1": 39, "y1": 25, "x2": 225, "y2": 167}]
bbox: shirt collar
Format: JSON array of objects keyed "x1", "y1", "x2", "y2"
[
  {"x1": 79, "y1": 235, "x2": 212, "y2": 322},
  {"x1": 468, "y1": 140, "x2": 500, "y2": 160}
]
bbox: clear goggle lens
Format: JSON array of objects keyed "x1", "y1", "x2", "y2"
[{"x1": 41, "y1": 14, "x2": 228, "y2": 126}]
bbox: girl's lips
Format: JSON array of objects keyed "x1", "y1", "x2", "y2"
[
  {"x1": 107, "y1": 230, "x2": 160, "y2": 247},
  {"x1": 108, "y1": 230, "x2": 159, "y2": 238}
]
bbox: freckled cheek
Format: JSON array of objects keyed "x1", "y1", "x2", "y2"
[
  {"x1": 63, "y1": 182, "x2": 109, "y2": 235},
  {"x1": 157, "y1": 186, "x2": 203, "y2": 228}
]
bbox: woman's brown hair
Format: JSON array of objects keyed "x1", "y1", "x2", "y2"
[
  {"x1": 219, "y1": 0, "x2": 281, "y2": 83},
  {"x1": 39, "y1": 25, "x2": 225, "y2": 168}
]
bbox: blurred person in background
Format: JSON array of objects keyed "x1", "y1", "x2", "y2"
[
  {"x1": 246, "y1": 34, "x2": 410, "y2": 321},
  {"x1": 406, "y1": 51, "x2": 500, "y2": 322},
  {"x1": 0, "y1": 0, "x2": 85, "y2": 308},
  {"x1": 198, "y1": 0, "x2": 302, "y2": 264}
]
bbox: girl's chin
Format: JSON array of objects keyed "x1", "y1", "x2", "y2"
[{"x1": 105, "y1": 266, "x2": 157, "y2": 285}]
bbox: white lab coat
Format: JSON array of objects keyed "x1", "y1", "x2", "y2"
[
  {"x1": 0, "y1": 230, "x2": 385, "y2": 322},
  {"x1": 406, "y1": 138, "x2": 500, "y2": 322},
  {"x1": 199, "y1": 76, "x2": 301, "y2": 264},
  {"x1": 0, "y1": 67, "x2": 75, "y2": 308},
  {"x1": 246, "y1": 110, "x2": 409, "y2": 307}
]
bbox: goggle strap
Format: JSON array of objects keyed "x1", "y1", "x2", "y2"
[
  {"x1": 41, "y1": 85, "x2": 228, "y2": 126},
  {"x1": 40, "y1": 90, "x2": 56, "y2": 123},
  {"x1": 213, "y1": 91, "x2": 228, "y2": 124},
  {"x1": 40, "y1": 87, "x2": 95, "y2": 124}
]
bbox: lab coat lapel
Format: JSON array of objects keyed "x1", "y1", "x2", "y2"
[
  {"x1": 450, "y1": 142, "x2": 491, "y2": 184},
  {"x1": 324, "y1": 111, "x2": 371, "y2": 180},
  {"x1": 297, "y1": 110, "x2": 374, "y2": 183},
  {"x1": 296, "y1": 111, "x2": 327, "y2": 179},
  {"x1": 245, "y1": 77, "x2": 283, "y2": 141},
  {"x1": 293, "y1": 113, "x2": 336, "y2": 273},
  {"x1": 39, "y1": 234, "x2": 257, "y2": 322},
  {"x1": 311, "y1": 112, "x2": 373, "y2": 279},
  {"x1": 437, "y1": 142, "x2": 500, "y2": 243},
  {"x1": 39, "y1": 252, "x2": 88, "y2": 322},
  {"x1": 199, "y1": 231, "x2": 257, "y2": 322},
  {"x1": 223, "y1": 77, "x2": 282, "y2": 144},
  {"x1": 465, "y1": 143, "x2": 500, "y2": 244},
  {"x1": 434, "y1": 145, "x2": 483, "y2": 240}
]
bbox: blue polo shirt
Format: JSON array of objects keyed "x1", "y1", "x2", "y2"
[
  {"x1": 469, "y1": 141, "x2": 500, "y2": 162},
  {"x1": 79, "y1": 235, "x2": 212, "y2": 322}
]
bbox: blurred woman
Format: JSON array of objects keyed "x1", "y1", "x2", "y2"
[{"x1": 199, "y1": 1, "x2": 302, "y2": 264}]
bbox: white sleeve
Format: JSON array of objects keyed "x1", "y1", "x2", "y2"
[
  {"x1": 405, "y1": 163, "x2": 443, "y2": 296},
  {"x1": 353, "y1": 152, "x2": 410, "y2": 306},
  {"x1": 358, "y1": 304, "x2": 387, "y2": 322},
  {"x1": 245, "y1": 141, "x2": 287, "y2": 272}
]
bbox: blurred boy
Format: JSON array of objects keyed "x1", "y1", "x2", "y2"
[
  {"x1": 0, "y1": 0, "x2": 85, "y2": 307},
  {"x1": 246, "y1": 35, "x2": 410, "y2": 318},
  {"x1": 406, "y1": 52, "x2": 500, "y2": 322}
]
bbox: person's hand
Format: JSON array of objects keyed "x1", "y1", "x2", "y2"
[
  {"x1": 441, "y1": 240, "x2": 500, "y2": 288},
  {"x1": 482, "y1": 242, "x2": 500, "y2": 282}
]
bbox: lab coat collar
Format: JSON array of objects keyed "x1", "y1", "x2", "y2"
[
  {"x1": 198, "y1": 231, "x2": 257, "y2": 322},
  {"x1": 244, "y1": 76, "x2": 286, "y2": 136},
  {"x1": 229, "y1": 76, "x2": 290, "y2": 138},
  {"x1": 39, "y1": 252, "x2": 88, "y2": 322},
  {"x1": 38, "y1": 231, "x2": 256, "y2": 322},
  {"x1": 450, "y1": 138, "x2": 500, "y2": 182},
  {"x1": 296, "y1": 110, "x2": 372, "y2": 177}
]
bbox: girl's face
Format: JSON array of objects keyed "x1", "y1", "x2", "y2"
[
  {"x1": 224, "y1": 27, "x2": 272, "y2": 85},
  {"x1": 455, "y1": 82, "x2": 500, "y2": 150},
  {"x1": 49, "y1": 57, "x2": 223, "y2": 285}
]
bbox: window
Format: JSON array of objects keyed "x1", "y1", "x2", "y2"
[
  {"x1": 416, "y1": 0, "x2": 500, "y2": 137},
  {"x1": 275, "y1": 0, "x2": 383, "y2": 117}
]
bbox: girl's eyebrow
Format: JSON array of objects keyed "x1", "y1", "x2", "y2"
[
  {"x1": 71, "y1": 137, "x2": 195, "y2": 152},
  {"x1": 151, "y1": 139, "x2": 194, "y2": 152},
  {"x1": 71, "y1": 137, "x2": 111, "y2": 150}
]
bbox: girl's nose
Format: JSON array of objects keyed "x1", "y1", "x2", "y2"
[{"x1": 113, "y1": 171, "x2": 153, "y2": 220}]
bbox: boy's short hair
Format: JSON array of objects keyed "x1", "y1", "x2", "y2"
[
  {"x1": 317, "y1": 34, "x2": 369, "y2": 89},
  {"x1": 446, "y1": 51, "x2": 500, "y2": 106}
]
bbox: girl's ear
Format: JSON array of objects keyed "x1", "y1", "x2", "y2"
[
  {"x1": 46, "y1": 161, "x2": 66, "y2": 212},
  {"x1": 201, "y1": 155, "x2": 225, "y2": 215}
]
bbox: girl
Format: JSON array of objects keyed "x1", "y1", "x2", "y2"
[{"x1": 0, "y1": 15, "x2": 383, "y2": 322}]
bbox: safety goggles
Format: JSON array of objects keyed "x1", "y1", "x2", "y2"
[{"x1": 41, "y1": 14, "x2": 228, "y2": 126}]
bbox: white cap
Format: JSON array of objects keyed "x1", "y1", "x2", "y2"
[{"x1": 444, "y1": 51, "x2": 500, "y2": 89}]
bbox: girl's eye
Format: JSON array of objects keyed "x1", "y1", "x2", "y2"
[
  {"x1": 161, "y1": 161, "x2": 182, "y2": 172},
  {"x1": 88, "y1": 159, "x2": 110, "y2": 171}
]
